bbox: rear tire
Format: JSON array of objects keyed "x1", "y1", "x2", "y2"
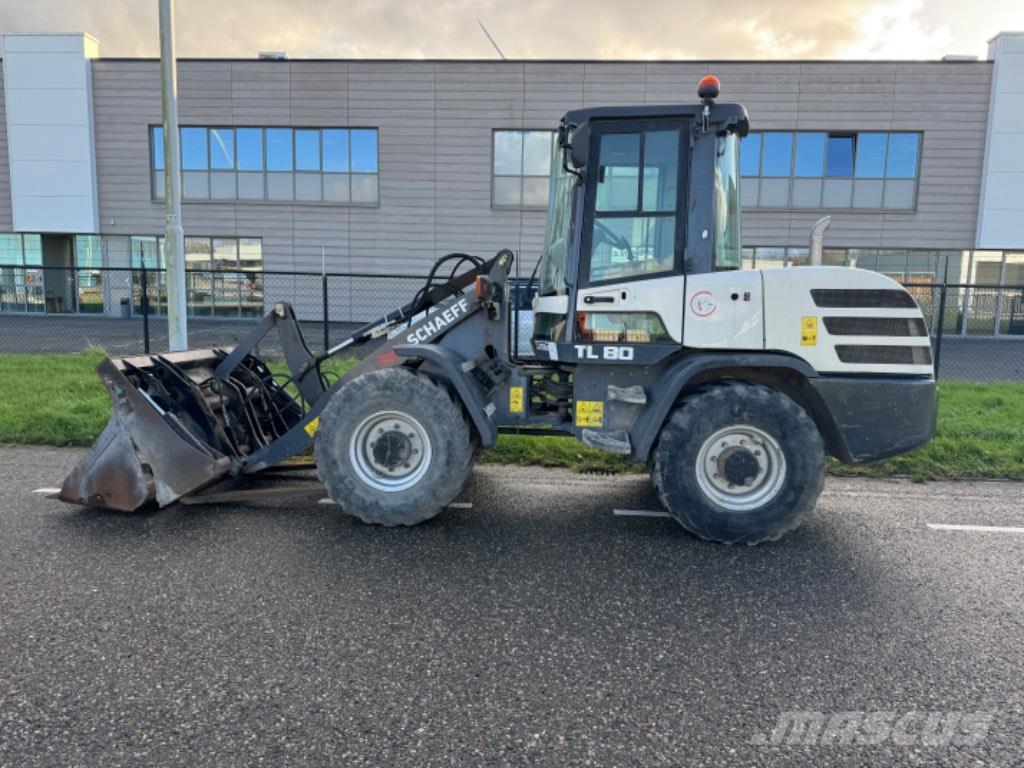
[
  {"x1": 314, "y1": 367, "x2": 474, "y2": 526},
  {"x1": 651, "y1": 382, "x2": 825, "y2": 544}
]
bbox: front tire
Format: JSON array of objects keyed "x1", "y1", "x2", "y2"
[
  {"x1": 651, "y1": 382, "x2": 825, "y2": 544},
  {"x1": 314, "y1": 368, "x2": 475, "y2": 526}
]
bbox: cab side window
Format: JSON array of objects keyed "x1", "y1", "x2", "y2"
[{"x1": 589, "y1": 128, "x2": 681, "y2": 284}]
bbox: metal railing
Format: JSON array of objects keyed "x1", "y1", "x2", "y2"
[
  {"x1": 0, "y1": 266, "x2": 1021, "y2": 381},
  {"x1": 0, "y1": 265, "x2": 426, "y2": 359}
]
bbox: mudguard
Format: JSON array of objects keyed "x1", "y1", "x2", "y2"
[{"x1": 630, "y1": 352, "x2": 819, "y2": 460}]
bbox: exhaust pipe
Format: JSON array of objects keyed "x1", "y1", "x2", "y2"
[{"x1": 809, "y1": 216, "x2": 832, "y2": 266}]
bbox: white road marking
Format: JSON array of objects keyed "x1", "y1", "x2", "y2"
[
  {"x1": 927, "y1": 523, "x2": 1024, "y2": 534},
  {"x1": 318, "y1": 497, "x2": 338, "y2": 505},
  {"x1": 613, "y1": 508, "x2": 671, "y2": 519},
  {"x1": 32, "y1": 488, "x2": 61, "y2": 494}
]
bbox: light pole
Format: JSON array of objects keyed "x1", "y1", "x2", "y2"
[{"x1": 159, "y1": 0, "x2": 188, "y2": 351}]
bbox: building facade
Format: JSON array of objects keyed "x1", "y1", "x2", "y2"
[{"x1": 0, "y1": 31, "x2": 1022, "y2": 321}]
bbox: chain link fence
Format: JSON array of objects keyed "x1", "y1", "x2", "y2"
[
  {"x1": 0, "y1": 265, "x2": 424, "y2": 359},
  {"x1": 910, "y1": 282, "x2": 1024, "y2": 381},
  {"x1": 0, "y1": 266, "x2": 1021, "y2": 381}
]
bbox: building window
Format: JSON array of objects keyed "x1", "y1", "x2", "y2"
[
  {"x1": 492, "y1": 130, "x2": 556, "y2": 208},
  {"x1": 0, "y1": 233, "x2": 44, "y2": 313},
  {"x1": 73, "y1": 235, "x2": 105, "y2": 314},
  {"x1": 0, "y1": 234, "x2": 120, "y2": 315},
  {"x1": 740, "y1": 131, "x2": 921, "y2": 210},
  {"x1": 128, "y1": 235, "x2": 264, "y2": 318},
  {"x1": 151, "y1": 126, "x2": 379, "y2": 205}
]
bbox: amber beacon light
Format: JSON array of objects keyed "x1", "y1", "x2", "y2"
[{"x1": 697, "y1": 75, "x2": 721, "y2": 101}]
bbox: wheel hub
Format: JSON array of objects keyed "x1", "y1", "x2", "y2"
[
  {"x1": 371, "y1": 430, "x2": 414, "y2": 471},
  {"x1": 695, "y1": 424, "x2": 787, "y2": 512},
  {"x1": 350, "y1": 411, "x2": 432, "y2": 492},
  {"x1": 720, "y1": 448, "x2": 761, "y2": 487}
]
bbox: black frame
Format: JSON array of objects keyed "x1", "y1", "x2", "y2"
[{"x1": 578, "y1": 118, "x2": 690, "y2": 289}]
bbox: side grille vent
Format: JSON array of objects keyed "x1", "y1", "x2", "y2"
[
  {"x1": 811, "y1": 289, "x2": 917, "y2": 309},
  {"x1": 823, "y1": 317, "x2": 928, "y2": 337},
  {"x1": 835, "y1": 345, "x2": 933, "y2": 365}
]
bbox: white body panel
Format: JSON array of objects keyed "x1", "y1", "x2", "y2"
[
  {"x1": 1, "y1": 34, "x2": 100, "y2": 233},
  {"x1": 532, "y1": 294, "x2": 568, "y2": 316},
  {"x1": 534, "y1": 266, "x2": 932, "y2": 378},
  {"x1": 576, "y1": 275, "x2": 686, "y2": 342},
  {"x1": 762, "y1": 266, "x2": 934, "y2": 376},
  {"x1": 977, "y1": 32, "x2": 1024, "y2": 249},
  {"x1": 683, "y1": 271, "x2": 765, "y2": 350}
]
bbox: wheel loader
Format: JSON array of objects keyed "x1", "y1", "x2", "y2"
[{"x1": 59, "y1": 77, "x2": 937, "y2": 544}]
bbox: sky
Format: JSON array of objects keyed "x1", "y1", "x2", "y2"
[{"x1": 0, "y1": 0, "x2": 1021, "y2": 61}]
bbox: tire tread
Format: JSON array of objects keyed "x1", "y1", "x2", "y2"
[
  {"x1": 652, "y1": 381, "x2": 825, "y2": 545},
  {"x1": 314, "y1": 367, "x2": 474, "y2": 526}
]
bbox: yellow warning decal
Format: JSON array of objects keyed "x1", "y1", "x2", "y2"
[
  {"x1": 575, "y1": 400, "x2": 604, "y2": 428},
  {"x1": 509, "y1": 386, "x2": 525, "y2": 414},
  {"x1": 304, "y1": 417, "x2": 319, "y2": 438},
  {"x1": 801, "y1": 316, "x2": 818, "y2": 346}
]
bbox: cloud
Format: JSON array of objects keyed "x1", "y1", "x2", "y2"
[
  {"x1": 840, "y1": 0, "x2": 954, "y2": 59},
  {"x1": 0, "y1": 0, "x2": 1006, "y2": 60}
]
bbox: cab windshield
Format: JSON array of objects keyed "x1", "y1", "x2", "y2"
[
  {"x1": 713, "y1": 132, "x2": 742, "y2": 270},
  {"x1": 537, "y1": 143, "x2": 574, "y2": 296}
]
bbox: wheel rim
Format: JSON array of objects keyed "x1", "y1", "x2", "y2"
[
  {"x1": 694, "y1": 424, "x2": 787, "y2": 512},
  {"x1": 349, "y1": 410, "x2": 432, "y2": 492}
]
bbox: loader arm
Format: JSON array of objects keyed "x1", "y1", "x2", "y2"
[{"x1": 59, "y1": 251, "x2": 514, "y2": 511}]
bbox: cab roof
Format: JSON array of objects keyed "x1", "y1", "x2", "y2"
[{"x1": 562, "y1": 102, "x2": 749, "y2": 135}]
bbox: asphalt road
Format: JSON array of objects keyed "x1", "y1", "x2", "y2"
[{"x1": 1, "y1": 446, "x2": 1023, "y2": 767}]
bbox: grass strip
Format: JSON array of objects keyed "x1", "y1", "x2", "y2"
[{"x1": 1, "y1": 352, "x2": 1020, "y2": 481}]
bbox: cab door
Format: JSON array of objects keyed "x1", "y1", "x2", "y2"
[{"x1": 575, "y1": 120, "x2": 689, "y2": 347}]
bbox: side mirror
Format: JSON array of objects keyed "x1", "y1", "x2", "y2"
[{"x1": 568, "y1": 123, "x2": 590, "y2": 169}]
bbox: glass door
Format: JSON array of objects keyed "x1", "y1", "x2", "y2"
[{"x1": 582, "y1": 121, "x2": 687, "y2": 287}]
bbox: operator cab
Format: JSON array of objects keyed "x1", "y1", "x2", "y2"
[{"x1": 532, "y1": 77, "x2": 749, "y2": 349}]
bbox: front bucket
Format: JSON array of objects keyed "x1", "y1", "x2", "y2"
[{"x1": 60, "y1": 355, "x2": 233, "y2": 511}]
